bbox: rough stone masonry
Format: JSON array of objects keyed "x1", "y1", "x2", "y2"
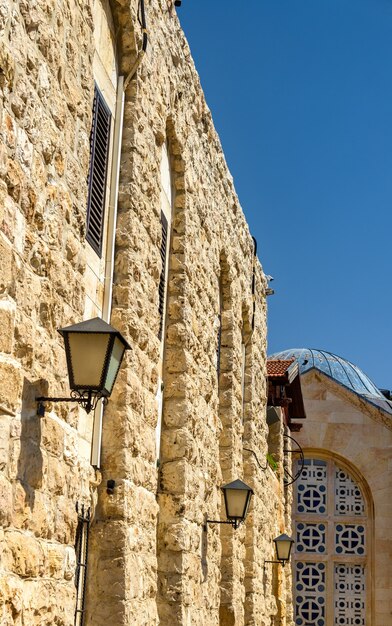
[{"x1": 0, "y1": 0, "x2": 293, "y2": 624}]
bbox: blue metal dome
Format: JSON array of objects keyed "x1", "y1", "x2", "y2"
[{"x1": 269, "y1": 348, "x2": 392, "y2": 415}]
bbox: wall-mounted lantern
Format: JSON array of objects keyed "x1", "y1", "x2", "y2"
[
  {"x1": 204, "y1": 479, "x2": 254, "y2": 531},
  {"x1": 266, "y1": 405, "x2": 280, "y2": 426},
  {"x1": 265, "y1": 533, "x2": 294, "y2": 567},
  {"x1": 37, "y1": 317, "x2": 130, "y2": 415}
]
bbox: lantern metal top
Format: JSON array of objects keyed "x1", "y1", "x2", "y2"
[
  {"x1": 221, "y1": 479, "x2": 254, "y2": 494},
  {"x1": 273, "y1": 533, "x2": 294, "y2": 545},
  {"x1": 58, "y1": 317, "x2": 131, "y2": 350}
]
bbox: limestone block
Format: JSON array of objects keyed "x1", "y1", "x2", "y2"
[
  {"x1": 161, "y1": 520, "x2": 199, "y2": 553},
  {"x1": 5, "y1": 158, "x2": 24, "y2": 202},
  {"x1": 0, "y1": 573, "x2": 23, "y2": 624},
  {"x1": 0, "y1": 356, "x2": 22, "y2": 414},
  {"x1": 0, "y1": 234, "x2": 13, "y2": 295},
  {"x1": 15, "y1": 126, "x2": 33, "y2": 175},
  {"x1": 53, "y1": 496, "x2": 77, "y2": 544},
  {"x1": 45, "y1": 542, "x2": 67, "y2": 579},
  {"x1": 64, "y1": 545, "x2": 76, "y2": 581},
  {"x1": 160, "y1": 427, "x2": 195, "y2": 462},
  {"x1": 47, "y1": 455, "x2": 67, "y2": 496},
  {"x1": 0, "y1": 414, "x2": 11, "y2": 470},
  {"x1": 28, "y1": 490, "x2": 55, "y2": 539},
  {"x1": 63, "y1": 428, "x2": 78, "y2": 467},
  {"x1": 13, "y1": 208, "x2": 26, "y2": 254},
  {"x1": 0, "y1": 39, "x2": 15, "y2": 87},
  {"x1": 22, "y1": 578, "x2": 74, "y2": 626},
  {"x1": 160, "y1": 459, "x2": 187, "y2": 494},
  {"x1": 0, "y1": 473, "x2": 12, "y2": 526},
  {"x1": 5, "y1": 530, "x2": 45, "y2": 577},
  {"x1": 41, "y1": 415, "x2": 64, "y2": 457},
  {"x1": 0, "y1": 298, "x2": 15, "y2": 353}
]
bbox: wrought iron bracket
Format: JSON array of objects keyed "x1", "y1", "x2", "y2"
[
  {"x1": 243, "y1": 446, "x2": 268, "y2": 471},
  {"x1": 264, "y1": 559, "x2": 287, "y2": 569},
  {"x1": 283, "y1": 433, "x2": 305, "y2": 486},
  {"x1": 36, "y1": 390, "x2": 108, "y2": 416},
  {"x1": 204, "y1": 519, "x2": 240, "y2": 532}
]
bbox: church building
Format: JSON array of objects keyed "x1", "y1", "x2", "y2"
[{"x1": 270, "y1": 348, "x2": 392, "y2": 626}]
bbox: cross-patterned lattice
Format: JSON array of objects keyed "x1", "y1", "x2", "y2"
[
  {"x1": 335, "y1": 468, "x2": 365, "y2": 516},
  {"x1": 295, "y1": 561, "x2": 326, "y2": 626},
  {"x1": 296, "y1": 523, "x2": 327, "y2": 554},
  {"x1": 334, "y1": 564, "x2": 365, "y2": 625},
  {"x1": 294, "y1": 458, "x2": 368, "y2": 625},
  {"x1": 296, "y1": 459, "x2": 327, "y2": 515},
  {"x1": 335, "y1": 524, "x2": 365, "y2": 556}
]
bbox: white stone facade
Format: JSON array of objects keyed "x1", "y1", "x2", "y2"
[{"x1": 293, "y1": 368, "x2": 392, "y2": 626}]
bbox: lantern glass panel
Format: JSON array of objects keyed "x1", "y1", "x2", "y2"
[
  {"x1": 225, "y1": 488, "x2": 249, "y2": 519},
  {"x1": 275, "y1": 535, "x2": 294, "y2": 561},
  {"x1": 68, "y1": 333, "x2": 110, "y2": 389},
  {"x1": 104, "y1": 336, "x2": 126, "y2": 395}
]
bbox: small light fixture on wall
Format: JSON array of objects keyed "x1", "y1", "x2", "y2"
[
  {"x1": 264, "y1": 533, "x2": 294, "y2": 567},
  {"x1": 266, "y1": 405, "x2": 280, "y2": 426},
  {"x1": 204, "y1": 479, "x2": 254, "y2": 531},
  {"x1": 37, "y1": 317, "x2": 130, "y2": 415}
]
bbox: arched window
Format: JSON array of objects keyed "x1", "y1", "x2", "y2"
[{"x1": 293, "y1": 457, "x2": 370, "y2": 626}]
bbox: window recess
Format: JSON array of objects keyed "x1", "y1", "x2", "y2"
[
  {"x1": 86, "y1": 85, "x2": 112, "y2": 257},
  {"x1": 158, "y1": 210, "x2": 168, "y2": 339}
]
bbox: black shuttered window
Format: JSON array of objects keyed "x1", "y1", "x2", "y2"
[
  {"x1": 86, "y1": 86, "x2": 111, "y2": 257},
  {"x1": 158, "y1": 211, "x2": 168, "y2": 339}
]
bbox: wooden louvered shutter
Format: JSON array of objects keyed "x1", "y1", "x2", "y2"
[
  {"x1": 86, "y1": 86, "x2": 111, "y2": 257},
  {"x1": 158, "y1": 211, "x2": 168, "y2": 339},
  {"x1": 217, "y1": 315, "x2": 222, "y2": 377}
]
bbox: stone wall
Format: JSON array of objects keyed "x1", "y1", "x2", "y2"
[
  {"x1": 0, "y1": 0, "x2": 292, "y2": 624},
  {"x1": 0, "y1": 0, "x2": 98, "y2": 623}
]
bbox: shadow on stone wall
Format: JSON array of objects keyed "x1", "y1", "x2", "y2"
[{"x1": 17, "y1": 377, "x2": 46, "y2": 509}]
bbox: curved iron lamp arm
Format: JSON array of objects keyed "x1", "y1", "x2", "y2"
[
  {"x1": 283, "y1": 433, "x2": 305, "y2": 486},
  {"x1": 204, "y1": 519, "x2": 240, "y2": 531},
  {"x1": 36, "y1": 391, "x2": 108, "y2": 416},
  {"x1": 243, "y1": 447, "x2": 269, "y2": 471}
]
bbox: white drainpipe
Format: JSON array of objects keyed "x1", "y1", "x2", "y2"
[{"x1": 91, "y1": 75, "x2": 125, "y2": 468}]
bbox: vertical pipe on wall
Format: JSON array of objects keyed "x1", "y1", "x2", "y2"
[
  {"x1": 90, "y1": 76, "x2": 125, "y2": 468},
  {"x1": 102, "y1": 75, "x2": 125, "y2": 323}
]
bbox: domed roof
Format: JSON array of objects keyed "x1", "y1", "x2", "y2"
[{"x1": 269, "y1": 348, "x2": 392, "y2": 415}]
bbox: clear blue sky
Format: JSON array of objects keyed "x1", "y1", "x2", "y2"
[{"x1": 178, "y1": 0, "x2": 392, "y2": 390}]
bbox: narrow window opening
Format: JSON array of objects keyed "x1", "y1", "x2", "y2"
[
  {"x1": 158, "y1": 211, "x2": 168, "y2": 339},
  {"x1": 217, "y1": 277, "x2": 223, "y2": 377},
  {"x1": 86, "y1": 85, "x2": 112, "y2": 257},
  {"x1": 156, "y1": 141, "x2": 173, "y2": 461}
]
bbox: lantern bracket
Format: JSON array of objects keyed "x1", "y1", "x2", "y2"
[
  {"x1": 36, "y1": 390, "x2": 108, "y2": 416},
  {"x1": 283, "y1": 433, "x2": 305, "y2": 486},
  {"x1": 203, "y1": 519, "x2": 241, "y2": 532},
  {"x1": 264, "y1": 559, "x2": 288, "y2": 568}
]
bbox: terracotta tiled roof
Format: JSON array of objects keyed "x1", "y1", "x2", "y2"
[{"x1": 267, "y1": 359, "x2": 296, "y2": 378}]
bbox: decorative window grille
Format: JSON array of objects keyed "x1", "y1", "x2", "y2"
[
  {"x1": 334, "y1": 564, "x2": 365, "y2": 625},
  {"x1": 86, "y1": 85, "x2": 111, "y2": 257},
  {"x1": 158, "y1": 211, "x2": 168, "y2": 339},
  {"x1": 74, "y1": 504, "x2": 91, "y2": 626},
  {"x1": 293, "y1": 458, "x2": 367, "y2": 626}
]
